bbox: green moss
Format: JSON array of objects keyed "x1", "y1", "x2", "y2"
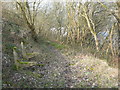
[
  {"x1": 48, "y1": 42, "x2": 66, "y2": 50},
  {"x1": 26, "y1": 53, "x2": 33, "y2": 55},
  {"x1": 45, "y1": 84, "x2": 49, "y2": 87},
  {"x1": 44, "y1": 82, "x2": 52, "y2": 87},
  {"x1": 24, "y1": 85, "x2": 29, "y2": 88},
  {"x1": 11, "y1": 64, "x2": 20, "y2": 70},
  {"x1": 37, "y1": 64, "x2": 45, "y2": 67},
  {"x1": 26, "y1": 52, "x2": 39, "y2": 58},
  {"x1": 25, "y1": 71, "x2": 33, "y2": 75},
  {"x1": 33, "y1": 73, "x2": 42, "y2": 78},
  {"x1": 19, "y1": 61, "x2": 29, "y2": 64}
]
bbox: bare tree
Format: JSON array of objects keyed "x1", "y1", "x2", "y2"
[{"x1": 16, "y1": 0, "x2": 42, "y2": 42}]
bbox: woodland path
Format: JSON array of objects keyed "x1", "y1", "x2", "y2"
[{"x1": 3, "y1": 39, "x2": 118, "y2": 88}]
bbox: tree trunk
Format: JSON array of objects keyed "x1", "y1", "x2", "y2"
[
  {"x1": 29, "y1": 25, "x2": 38, "y2": 42},
  {"x1": 82, "y1": 5, "x2": 99, "y2": 51},
  {"x1": 30, "y1": 29, "x2": 38, "y2": 42},
  {"x1": 84, "y1": 13, "x2": 99, "y2": 51},
  {"x1": 93, "y1": 34, "x2": 99, "y2": 51}
]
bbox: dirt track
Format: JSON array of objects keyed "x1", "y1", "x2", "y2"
[{"x1": 3, "y1": 39, "x2": 118, "y2": 88}]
